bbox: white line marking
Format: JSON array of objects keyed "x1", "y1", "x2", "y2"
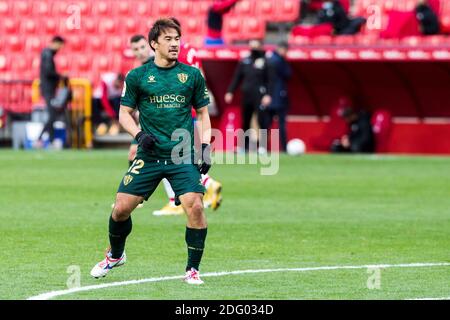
[
  {"x1": 408, "y1": 297, "x2": 450, "y2": 300},
  {"x1": 27, "y1": 262, "x2": 450, "y2": 300}
]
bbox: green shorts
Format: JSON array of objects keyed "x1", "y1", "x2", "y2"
[{"x1": 117, "y1": 157, "x2": 205, "y2": 204}]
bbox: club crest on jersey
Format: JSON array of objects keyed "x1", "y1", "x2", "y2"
[
  {"x1": 123, "y1": 175, "x2": 133, "y2": 186},
  {"x1": 177, "y1": 73, "x2": 188, "y2": 83},
  {"x1": 148, "y1": 75, "x2": 156, "y2": 83}
]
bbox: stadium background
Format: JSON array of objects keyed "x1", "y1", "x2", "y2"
[{"x1": 0, "y1": 0, "x2": 449, "y2": 154}]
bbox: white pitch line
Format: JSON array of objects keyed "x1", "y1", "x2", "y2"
[{"x1": 27, "y1": 262, "x2": 450, "y2": 300}]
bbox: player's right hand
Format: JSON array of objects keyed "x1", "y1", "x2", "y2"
[{"x1": 135, "y1": 131, "x2": 159, "y2": 153}]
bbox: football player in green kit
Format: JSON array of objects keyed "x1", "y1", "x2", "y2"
[{"x1": 91, "y1": 19, "x2": 211, "y2": 285}]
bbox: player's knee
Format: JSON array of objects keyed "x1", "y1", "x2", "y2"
[
  {"x1": 190, "y1": 199, "x2": 204, "y2": 217},
  {"x1": 112, "y1": 201, "x2": 133, "y2": 221}
]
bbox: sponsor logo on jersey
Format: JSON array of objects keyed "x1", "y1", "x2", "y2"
[
  {"x1": 149, "y1": 94, "x2": 186, "y2": 105},
  {"x1": 123, "y1": 175, "x2": 133, "y2": 186},
  {"x1": 177, "y1": 73, "x2": 188, "y2": 83},
  {"x1": 148, "y1": 75, "x2": 156, "y2": 83}
]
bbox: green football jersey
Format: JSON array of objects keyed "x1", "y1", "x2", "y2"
[{"x1": 121, "y1": 60, "x2": 210, "y2": 161}]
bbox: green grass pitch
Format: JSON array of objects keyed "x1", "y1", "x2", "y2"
[{"x1": 1, "y1": 150, "x2": 449, "y2": 300}]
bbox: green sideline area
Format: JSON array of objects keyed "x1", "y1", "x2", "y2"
[{"x1": 0, "y1": 151, "x2": 449, "y2": 299}]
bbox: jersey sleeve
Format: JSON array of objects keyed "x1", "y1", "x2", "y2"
[
  {"x1": 192, "y1": 69, "x2": 210, "y2": 109},
  {"x1": 120, "y1": 70, "x2": 139, "y2": 108}
]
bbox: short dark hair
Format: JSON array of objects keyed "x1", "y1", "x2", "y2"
[
  {"x1": 148, "y1": 18, "x2": 181, "y2": 51},
  {"x1": 51, "y1": 35, "x2": 65, "y2": 44},
  {"x1": 130, "y1": 34, "x2": 146, "y2": 44},
  {"x1": 169, "y1": 17, "x2": 181, "y2": 28}
]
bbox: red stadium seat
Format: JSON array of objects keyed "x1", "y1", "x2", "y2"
[
  {"x1": 25, "y1": 36, "x2": 43, "y2": 53},
  {"x1": 154, "y1": 1, "x2": 173, "y2": 17},
  {"x1": 88, "y1": 35, "x2": 105, "y2": 52},
  {"x1": 243, "y1": 17, "x2": 266, "y2": 39},
  {"x1": 82, "y1": 17, "x2": 98, "y2": 34},
  {"x1": 275, "y1": 0, "x2": 300, "y2": 22},
  {"x1": 43, "y1": 18, "x2": 58, "y2": 34},
  {"x1": 223, "y1": 17, "x2": 242, "y2": 42},
  {"x1": 66, "y1": 35, "x2": 84, "y2": 52},
  {"x1": 32, "y1": 0, "x2": 52, "y2": 16},
  {"x1": 8, "y1": 35, "x2": 23, "y2": 52},
  {"x1": 136, "y1": 1, "x2": 151, "y2": 16},
  {"x1": 75, "y1": 55, "x2": 91, "y2": 72},
  {"x1": 123, "y1": 18, "x2": 139, "y2": 34},
  {"x1": 0, "y1": 55, "x2": 8, "y2": 72},
  {"x1": 92, "y1": 1, "x2": 111, "y2": 16},
  {"x1": 173, "y1": 1, "x2": 193, "y2": 16},
  {"x1": 21, "y1": 19, "x2": 38, "y2": 34},
  {"x1": 184, "y1": 18, "x2": 205, "y2": 36},
  {"x1": 114, "y1": 1, "x2": 131, "y2": 16},
  {"x1": 0, "y1": 0, "x2": 11, "y2": 16},
  {"x1": 14, "y1": 0, "x2": 31, "y2": 16},
  {"x1": 3, "y1": 18, "x2": 20, "y2": 34},
  {"x1": 98, "y1": 18, "x2": 117, "y2": 34},
  {"x1": 257, "y1": 0, "x2": 276, "y2": 21},
  {"x1": 105, "y1": 36, "x2": 125, "y2": 52},
  {"x1": 231, "y1": 0, "x2": 254, "y2": 16}
]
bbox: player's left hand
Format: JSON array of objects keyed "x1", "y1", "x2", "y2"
[{"x1": 197, "y1": 143, "x2": 212, "y2": 174}]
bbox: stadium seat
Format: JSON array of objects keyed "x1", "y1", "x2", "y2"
[
  {"x1": 243, "y1": 18, "x2": 266, "y2": 39},
  {"x1": 223, "y1": 17, "x2": 242, "y2": 42},
  {"x1": 153, "y1": 1, "x2": 173, "y2": 16},
  {"x1": 8, "y1": 35, "x2": 23, "y2": 52},
  {"x1": 258, "y1": 0, "x2": 277, "y2": 21},
  {"x1": 230, "y1": 0, "x2": 254, "y2": 17},
  {"x1": 0, "y1": 55, "x2": 8, "y2": 72},
  {"x1": 82, "y1": 17, "x2": 98, "y2": 34},
  {"x1": 25, "y1": 36, "x2": 43, "y2": 53},
  {"x1": 0, "y1": 0, "x2": 11, "y2": 16},
  {"x1": 66, "y1": 35, "x2": 84, "y2": 52},
  {"x1": 88, "y1": 35, "x2": 105, "y2": 52},
  {"x1": 13, "y1": 0, "x2": 31, "y2": 16},
  {"x1": 173, "y1": 1, "x2": 193, "y2": 16},
  {"x1": 92, "y1": 1, "x2": 111, "y2": 16},
  {"x1": 115, "y1": 1, "x2": 131, "y2": 16},
  {"x1": 32, "y1": 0, "x2": 52, "y2": 16},
  {"x1": 183, "y1": 18, "x2": 205, "y2": 36},
  {"x1": 275, "y1": 0, "x2": 300, "y2": 22},
  {"x1": 22, "y1": 19, "x2": 38, "y2": 34},
  {"x1": 42, "y1": 18, "x2": 58, "y2": 34},
  {"x1": 136, "y1": 1, "x2": 151, "y2": 16},
  {"x1": 123, "y1": 18, "x2": 139, "y2": 34},
  {"x1": 3, "y1": 18, "x2": 20, "y2": 34},
  {"x1": 98, "y1": 18, "x2": 117, "y2": 34}
]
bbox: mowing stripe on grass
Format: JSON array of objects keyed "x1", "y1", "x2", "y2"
[{"x1": 27, "y1": 262, "x2": 450, "y2": 300}]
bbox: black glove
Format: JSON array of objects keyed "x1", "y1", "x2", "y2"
[
  {"x1": 135, "y1": 131, "x2": 159, "y2": 153},
  {"x1": 197, "y1": 143, "x2": 212, "y2": 174}
]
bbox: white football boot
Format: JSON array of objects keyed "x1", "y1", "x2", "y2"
[
  {"x1": 184, "y1": 268, "x2": 204, "y2": 285},
  {"x1": 90, "y1": 249, "x2": 126, "y2": 278}
]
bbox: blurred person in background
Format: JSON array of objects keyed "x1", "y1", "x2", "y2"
[
  {"x1": 317, "y1": 0, "x2": 366, "y2": 35},
  {"x1": 259, "y1": 41, "x2": 292, "y2": 153},
  {"x1": 35, "y1": 36, "x2": 65, "y2": 147},
  {"x1": 331, "y1": 107, "x2": 374, "y2": 153},
  {"x1": 415, "y1": 0, "x2": 440, "y2": 35},
  {"x1": 93, "y1": 73, "x2": 125, "y2": 136},
  {"x1": 225, "y1": 39, "x2": 271, "y2": 152},
  {"x1": 205, "y1": 0, "x2": 240, "y2": 45}
]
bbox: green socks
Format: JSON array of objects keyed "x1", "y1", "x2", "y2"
[
  {"x1": 109, "y1": 215, "x2": 132, "y2": 259},
  {"x1": 185, "y1": 227, "x2": 207, "y2": 271}
]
